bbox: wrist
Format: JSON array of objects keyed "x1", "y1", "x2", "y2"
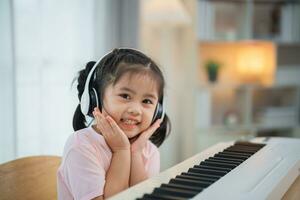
[
  {"x1": 131, "y1": 149, "x2": 143, "y2": 157},
  {"x1": 113, "y1": 148, "x2": 131, "y2": 155}
]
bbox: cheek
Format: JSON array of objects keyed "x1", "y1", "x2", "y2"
[
  {"x1": 144, "y1": 108, "x2": 156, "y2": 122},
  {"x1": 102, "y1": 103, "x2": 120, "y2": 119}
]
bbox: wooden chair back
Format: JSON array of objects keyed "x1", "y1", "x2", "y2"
[{"x1": 0, "y1": 156, "x2": 61, "y2": 200}]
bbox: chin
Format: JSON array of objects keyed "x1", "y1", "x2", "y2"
[
  {"x1": 128, "y1": 133, "x2": 141, "y2": 143},
  {"x1": 126, "y1": 133, "x2": 139, "y2": 139}
]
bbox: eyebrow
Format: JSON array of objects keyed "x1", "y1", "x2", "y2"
[{"x1": 119, "y1": 87, "x2": 158, "y2": 100}]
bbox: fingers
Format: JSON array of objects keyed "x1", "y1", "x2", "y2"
[
  {"x1": 141, "y1": 119, "x2": 162, "y2": 140},
  {"x1": 93, "y1": 107, "x2": 113, "y2": 137},
  {"x1": 106, "y1": 115, "x2": 123, "y2": 134}
]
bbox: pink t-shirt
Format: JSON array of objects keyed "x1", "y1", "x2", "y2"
[{"x1": 57, "y1": 127, "x2": 160, "y2": 200}]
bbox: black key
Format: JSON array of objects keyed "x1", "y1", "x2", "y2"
[
  {"x1": 141, "y1": 193, "x2": 185, "y2": 200},
  {"x1": 208, "y1": 156, "x2": 244, "y2": 164},
  {"x1": 176, "y1": 174, "x2": 217, "y2": 183},
  {"x1": 188, "y1": 167, "x2": 227, "y2": 176},
  {"x1": 223, "y1": 149, "x2": 257, "y2": 154},
  {"x1": 161, "y1": 183, "x2": 203, "y2": 192},
  {"x1": 153, "y1": 187, "x2": 198, "y2": 198},
  {"x1": 221, "y1": 150, "x2": 252, "y2": 157},
  {"x1": 205, "y1": 158, "x2": 241, "y2": 166},
  {"x1": 214, "y1": 153, "x2": 248, "y2": 160},
  {"x1": 194, "y1": 162, "x2": 231, "y2": 173},
  {"x1": 218, "y1": 151, "x2": 251, "y2": 159},
  {"x1": 201, "y1": 160, "x2": 237, "y2": 169},
  {"x1": 232, "y1": 144, "x2": 261, "y2": 148},
  {"x1": 230, "y1": 145, "x2": 263, "y2": 151},
  {"x1": 194, "y1": 164, "x2": 231, "y2": 173},
  {"x1": 225, "y1": 148, "x2": 259, "y2": 154},
  {"x1": 170, "y1": 177, "x2": 211, "y2": 188},
  {"x1": 181, "y1": 172, "x2": 221, "y2": 180},
  {"x1": 218, "y1": 151, "x2": 250, "y2": 158},
  {"x1": 234, "y1": 141, "x2": 265, "y2": 148}
]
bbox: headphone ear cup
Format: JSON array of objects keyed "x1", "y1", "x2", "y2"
[
  {"x1": 152, "y1": 103, "x2": 163, "y2": 124},
  {"x1": 88, "y1": 88, "x2": 100, "y2": 117},
  {"x1": 80, "y1": 89, "x2": 90, "y2": 115}
]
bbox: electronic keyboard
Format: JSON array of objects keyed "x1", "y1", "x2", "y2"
[{"x1": 108, "y1": 137, "x2": 300, "y2": 200}]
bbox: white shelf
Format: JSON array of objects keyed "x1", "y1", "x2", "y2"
[
  {"x1": 196, "y1": 0, "x2": 300, "y2": 43},
  {"x1": 196, "y1": 84, "x2": 300, "y2": 136}
]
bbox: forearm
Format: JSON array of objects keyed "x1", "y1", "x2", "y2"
[
  {"x1": 103, "y1": 150, "x2": 131, "y2": 198},
  {"x1": 129, "y1": 152, "x2": 148, "y2": 186}
]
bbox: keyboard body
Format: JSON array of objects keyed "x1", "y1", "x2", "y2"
[{"x1": 108, "y1": 137, "x2": 300, "y2": 200}]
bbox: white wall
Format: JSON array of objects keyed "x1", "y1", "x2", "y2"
[
  {"x1": 0, "y1": 0, "x2": 16, "y2": 163},
  {"x1": 0, "y1": 0, "x2": 140, "y2": 163},
  {"x1": 13, "y1": 0, "x2": 98, "y2": 158}
]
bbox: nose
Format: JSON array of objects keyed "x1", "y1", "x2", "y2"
[{"x1": 127, "y1": 103, "x2": 142, "y2": 116}]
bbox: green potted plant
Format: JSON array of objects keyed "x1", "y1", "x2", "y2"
[{"x1": 205, "y1": 60, "x2": 221, "y2": 83}]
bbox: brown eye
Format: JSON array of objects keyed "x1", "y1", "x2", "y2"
[
  {"x1": 143, "y1": 99, "x2": 153, "y2": 104},
  {"x1": 119, "y1": 94, "x2": 130, "y2": 100}
]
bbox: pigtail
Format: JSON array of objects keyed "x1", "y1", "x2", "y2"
[
  {"x1": 149, "y1": 114, "x2": 171, "y2": 147},
  {"x1": 72, "y1": 104, "x2": 86, "y2": 131}
]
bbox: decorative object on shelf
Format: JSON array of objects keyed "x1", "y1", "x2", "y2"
[
  {"x1": 205, "y1": 60, "x2": 221, "y2": 83},
  {"x1": 223, "y1": 109, "x2": 240, "y2": 127},
  {"x1": 199, "y1": 40, "x2": 276, "y2": 86}
]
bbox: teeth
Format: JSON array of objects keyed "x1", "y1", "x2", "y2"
[{"x1": 123, "y1": 119, "x2": 138, "y2": 125}]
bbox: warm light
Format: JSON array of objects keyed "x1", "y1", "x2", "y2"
[
  {"x1": 199, "y1": 41, "x2": 276, "y2": 86},
  {"x1": 236, "y1": 41, "x2": 276, "y2": 86}
]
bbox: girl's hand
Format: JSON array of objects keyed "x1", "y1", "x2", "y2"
[
  {"x1": 93, "y1": 107, "x2": 130, "y2": 153},
  {"x1": 130, "y1": 119, "x2": 162, "y2": 154}
]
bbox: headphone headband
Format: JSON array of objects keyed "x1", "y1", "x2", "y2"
[{"x1": 80, "y1": 55, "x2": 105, "y2": 116}]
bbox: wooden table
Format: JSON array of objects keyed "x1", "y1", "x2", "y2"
[{"x1": 282, "y1": 175, "x2": 300, "y2": 200}]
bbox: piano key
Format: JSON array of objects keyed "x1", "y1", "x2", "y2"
[
  {"x1": 206, "y1": 157, "x2": 243, "y2": 165},
  {"x1": 139, "y1": 193, "x2": 186, "y2": 200},
  {"x1": 169, "y1": 177, "x2": 212, "y2": 188},
  {"x1": 230, "y1": 145, "x2": 264, "y2": 151},
  {"x1": 234, "y1": 141, "x2": 266, "y2": 147},
  {"x1": 218, "y1": 151, "x2": 251, "y2": 158},
  {"x1": 195, "y1": 163, "x2": 232, "y2": 172},
  {"x1": 188, "y1": 167, "x2": 228, "y2": 176},
  {"x1": 181, "y1": 172, "x2": 221, "y2": 180},
  {"x1": 226, "y1": 146, "x2": 261, "y2": 152},
  {"x1": 221, "y1": 150, "x2": 253, "y2": 156},
  {"x1": 176, "y1": 174, "x2": 217, "y2": 183},
  {"x1": 161, "y1": 183, "x2": 203, "y2": 193},
  {"x1": 201, "y1": 160, "x2": 237, "y2": 169},
  {"x1": 223, "y1": 149, "x2": 258, "y2": 154},
  {"x1": 214, "y1": 153, "x2": 248, "y2": 160},
  {"x1": 152, "y1": 187, "x2": 198, "y2": 198}
]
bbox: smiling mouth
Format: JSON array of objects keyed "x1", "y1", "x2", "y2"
[
  {"x1": 120, "y1": 123, "x2": 138, "y2": 130},
  {"x1": 121, "y1": 118, "x2": 140, "y2": 125}
]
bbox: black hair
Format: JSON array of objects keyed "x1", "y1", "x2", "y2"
[{"x1": 72, "y1": 48, "x2": 171, "y2": 147}]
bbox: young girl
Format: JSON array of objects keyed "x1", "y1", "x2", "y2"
[{"x1": 57, "y1": 48, "x2": 171, "y2": 200}]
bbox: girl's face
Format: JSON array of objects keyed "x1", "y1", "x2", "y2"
[{"x1": 102, "y1": 71, "x2": 159, "y2": 139}]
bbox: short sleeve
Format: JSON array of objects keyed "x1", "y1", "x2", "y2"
[
  {"x1": 145, "y1": 144, "x2": 160, "y2": 177},
  {"x1": 63, "y1": 145, "x2": 106, "y2": 200}
]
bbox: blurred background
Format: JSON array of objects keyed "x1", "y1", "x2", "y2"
[{"x1": 1, "y1": 0, "x2": 300, "y2": 171}]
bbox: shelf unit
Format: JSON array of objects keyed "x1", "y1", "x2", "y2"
[
  {"x1": 196, "y1": 0, "x2": 300, "y2": 43},
  {"x1": 194, "y1": 0, "x2": 300, "y2": 152},
  {"x1": 196, "y1": 84, "x2": 300, "y2": 134}
]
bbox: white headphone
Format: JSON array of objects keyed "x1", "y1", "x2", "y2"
[{"x1": 80, "y1": 52, "x2": 109, "y2": 116}]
